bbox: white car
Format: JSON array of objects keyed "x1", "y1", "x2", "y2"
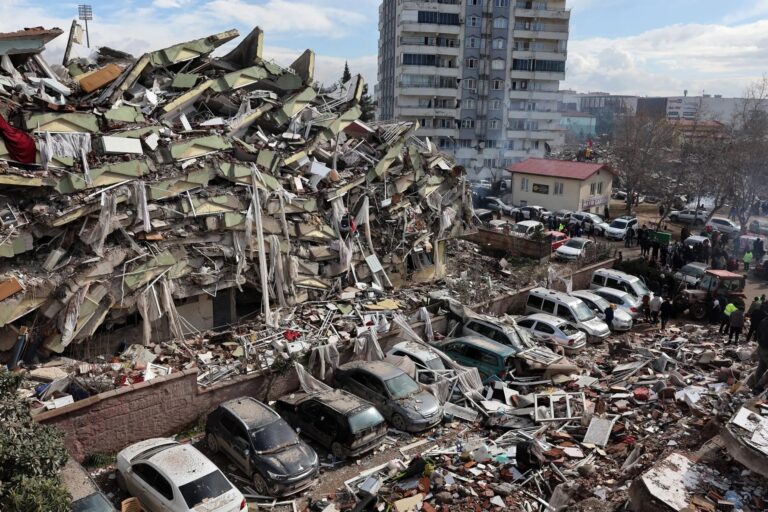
[
  {"x1": 706, "y1": 217, "x2": 740, "y2": 235},
  {"x1": 515, "y1": 314, "x2": 587, "y2": 353},
  {"x1": 555, "y1": 237, "x2": 594, "y2": 261},
  {"x1": 511, "y1": 220, "x2": 544, "y2": 237},
  {"x1": 570, "y1": 289, "x2": 633, "y2": 331},
  {"x1": 592, "y1": 287, "x2": 642, "y2": 320},
  {"x1": 669, "y1": 209, "x2": 708, "y2": 225},
  {"x1": 569, "y1": 212, "x2": 609, "y2": 236},
  {"x1": 117, "y1": 438, "x2": 246, "y2": 512},
  {"x1": 604, "y1": 216, "x2": 638, "y2": 240}
]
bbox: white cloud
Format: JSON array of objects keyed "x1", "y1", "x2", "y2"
[
  {"x1": 724, "y1": 0, "x2": 768, "y2": 23},
  {"x1": 565, "y1": 20, "x2": 768, "y2": 97},
  {"x1": 153, "y1": 0, "x2": 192, "y2": 8}
]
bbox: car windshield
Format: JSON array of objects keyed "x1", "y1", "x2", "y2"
[
  {"x1": 72, "y1": 493, "x2": 114, "y2": 512},
  {"x1": 610, "y1": 220, "x2": 627, "y2": 228},
  {"x1": 512, "y1": 224, "x2": 530, "y2": 234},
  {"x1": 250, "y1": 419, "x2": 299, "y2": 453},
  {"x1": 565, "y1": 239, "x2": 586, "y2": 249},
  {"x1": 586, "y1": 295, "x2": 610, "y2": 311},
  {"x1": 561, "y1": 324, "x2": 580, "y2": 336},
  {"x1": 573, "y1": 301, "x2": 596, "y2": 321},
  {"x1": 385, "y1": 373, "x2": 420, "y2": 399},
  {"x1": 682, "y1": 265, "x2": 706, "y2": 277},
  {"x1": 699, "y1": 274, "x2": 717, "y2": 290},
  {"x1": 179, "y1": 470, "x2": 232, "y2": 509},
  {"x1": 631, "y1": 279, "x2": 651, "y2": 297},
  {"x1": 588, "y1": 214, "x2": 603, "y2": 223},
  {"x1": 424, "y1": 356, "x2": 446, "y2": 370},
  {"x1": 349, "y1": 407, "x2": 385, "y2": 433}
]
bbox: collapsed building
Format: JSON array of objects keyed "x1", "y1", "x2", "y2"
[{"x1": 0, "y1": 26, "x2": 474, "y2": 366}]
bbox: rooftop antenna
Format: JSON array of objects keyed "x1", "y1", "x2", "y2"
[{"x1": 77, "y1": 4, "x2": 93, "y2": 48}]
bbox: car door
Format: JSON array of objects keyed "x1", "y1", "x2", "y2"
[
  {"x1": 297, "y1": 400, "x2": 323, "y2": 443},
  {"x1": 361, "y1": 373, "x2": 391, "y2": 416},
  {"x1": 342, "y1": 370, "x2": 370, "y2": 400},
  {"x1": 309, "y1": 402, "x2": 337, "y2": 447},
  {"x1": 533, "y1": 320, "x2": 556, "y2": 342},
  {"x1": 130, "y1": 463, "x2": 174, "y2": 512},
  {"x1": 219, "y1": 412, "x2": 250, "y2": 473}
]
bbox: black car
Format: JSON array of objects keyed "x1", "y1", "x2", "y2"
[
  {"x1": 206, "y1": 397, "x2": 318, "y2": 497},
  {"x1": 274, "y1": 389, "x2": 387, "y2": 459}
]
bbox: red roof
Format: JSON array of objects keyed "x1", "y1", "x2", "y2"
[{"x1": 506, "y1": 158, "x2": 614, "y2": 181}]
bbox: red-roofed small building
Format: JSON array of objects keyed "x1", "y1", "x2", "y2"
[{"x1": 506, "y1": 158, "x2": 615, "y2": 214}]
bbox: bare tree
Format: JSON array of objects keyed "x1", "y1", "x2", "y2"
[{"x1": 610, "y1": 112, "x2": 676, "y2": 214}]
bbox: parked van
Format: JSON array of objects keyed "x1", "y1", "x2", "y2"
[
  {"x1": 590, "y1": 268, "x2": 652, "y2": 301},
  {"x1": 524, "y1": 288, "x2": 610, "y2": 342},
  {"x1": 511, "y1": 220, "x2": 544, "y2": 237}
]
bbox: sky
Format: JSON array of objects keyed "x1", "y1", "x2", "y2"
[{"x1": 2, "y1": 0, "x2": 768, "y2": 98}]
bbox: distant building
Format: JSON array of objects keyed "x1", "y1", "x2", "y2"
[
  {"x1": 559, "y1": 111, "x2": 596, "y2": 143},
  {"x1": 506, "y1": 158, "x2": 614, "y2": 213},
  {"x1": 377, "y1": 0, "x2": 571, "y2": 179}
]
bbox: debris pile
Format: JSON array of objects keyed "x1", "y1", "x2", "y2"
[{"x1": 0, "y1": 26, "x2": 474, "y2": 374}]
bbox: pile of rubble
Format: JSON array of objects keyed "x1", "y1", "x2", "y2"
[
  {"x1": 0, "y1": 26, "x2": 475, "y2": 383},
  {"x1": 303, "y1": 322, "x2": 768, "y2": 512}
]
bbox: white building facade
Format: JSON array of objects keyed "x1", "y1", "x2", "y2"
[{"x1": 377, "y1": 0, "x2": 570, "y2": 179}]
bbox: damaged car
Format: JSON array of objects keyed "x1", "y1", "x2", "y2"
[
  {"x1": 205, "y1": 397, "x2": 318, "y2": 497},
  {"x1": 335, "y1": 361, "x2": 443, "y2": 432},
  {"x1": 274, "y1": 389, "x2": 387, "y2": 459},
  {"x1": 116, "y1": 438, "x2": 246, "y2": 512}
]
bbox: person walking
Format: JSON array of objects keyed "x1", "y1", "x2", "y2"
[
  {"x1": 747, "y1": 300, "x2": 766, "y2": 343},
  {"x1": 604, "y1": 304, "x2": 615, "y2": 331},
  {"x1": 720, "y1": 301, "x2": 737, "y2": 335},
  {"x1": 650, "y1": 294, "x2": 662, "y2": 324},
  {"x1": 748, "y1": 297, "x2": 761, "y2": 316},
  {"x1": 604, "y1": 205, "x2": 610, "y2": 221},
  {"x1": 710, "y1": 296, "x2": 722, "y2": 324},
  {"x1": 743, "y1": 249, "x2": 754, "y2": 272},
  {"x1": 728, "y1": 306, "x2": 745, "y2": 344},
  {"x1": 642, "y1": 294, "x2": 652, "y2": 322},
  {"x1": 660, "y1": 297, "x2": 673, "y2": 330}
]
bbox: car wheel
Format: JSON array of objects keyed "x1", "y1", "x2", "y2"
[
  {"x1": 207, "y1": 434, "x2": 220, "y2": 454},
  {"x1": 331, "y1": 442, "x2": 347, "y2": 460},
  {"x1": 690, "y1": 303, "x2": 707, "y2": 320},
  {"x1": 252, "y1": 473, "x2": 271, "y2": 496},
  {"x1": 391, "y1": 413, "x2": 407, "y2": 431}
]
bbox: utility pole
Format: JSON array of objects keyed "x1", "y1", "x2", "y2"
[{"x1": 77, "y1": 4, "x2": 93, "y2": 48}]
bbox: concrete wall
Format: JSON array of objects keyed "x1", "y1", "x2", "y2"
[{"x1": 462, "y1": 228, "x2": 550, "y2": 260}]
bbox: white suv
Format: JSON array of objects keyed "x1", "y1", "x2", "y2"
[
  {"x1": 604, "y1": 216, "x2": 638, "y2": 240},
  {"x1": 669, "y1": 209, "x2": 708, "y2": 225}
]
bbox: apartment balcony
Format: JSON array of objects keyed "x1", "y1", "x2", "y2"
[
  {"x1": 509, "y1": 90, "x2": 562, "y2": 101},
  {"x1": 400, "y1": 65, "x2": 461, "y2": 78},
  {"x1": 401, "y1": 1, "x2": 462, "y2": 14},
  {"x1": 507, "y1": 110, "x2": 561, "y2": 121},
  {"x1": 397, "y1": 106, "x2": 458, "y2": 117},
  {"x1": 509, "y1": 70, "x2": 565, "y2": 81},
  {"x1": 398, "y1": 86, "x2": 459, "y2": 97},
  {"x1": 506, "y1": 129, "x2": 561, "y2": 140},
  {"x1": 511, "y1": 28, "x2": 569, "y2": 41},
  {"x1": 511, "y1": 50, "x2": 566, "y2": 61},
  {"x1": 415, "y1": 127, "x2": 457, "y2": 138},
  {"x1": 399, "y1": 44, "x2": 461, "y2": 56},
  {"x1": 514, "y1": 7, "x2": 570, "y2": 20},
  {"x1": 400, "y1": 23, "x2": 462, "y2": 36}
]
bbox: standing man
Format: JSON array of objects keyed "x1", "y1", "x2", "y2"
[
  {"x1": 710, "y1": 296, "x2": 722, "y2": 324},
  {"x1": 660, "y1": 297, "x2": 673, "y2": 330},
  {"x1": 604, "y1": 205, "x2": 610, "y2": 221},
  {"x1": 604, "y1": 304, "x2": 615, "y2": 331},
  {"x1": 720, "y1": 301, "x2": 737, "y2": 335},
  {"x1": 747, "y1": 299, "x2": 766, "y2": 343},
  {"x1": 743, "y1": 249, "x2": 754, "y2": 272},
  {"x1": 729, "y1": 306, "x2": 745, "y2": 344},
  {"x1": 642, "y1": 294, "x2": 652, "y2": 323},
  {"x1": 650, "y1": 294, "x2": 662, "y2": 325}
]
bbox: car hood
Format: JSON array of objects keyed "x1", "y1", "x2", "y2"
[
  {"x1": 582, "y1": 317, "x2": 610, "y2": 335},
  {"x1": 396, "y1": 390, "x2": 441, "y2": 418},
  {"x1": 258, "y1": 442, "x2": 317, "y2": 476},
  {"x1": 606, "y1": 226, "x2": 625, "y2": 233}
]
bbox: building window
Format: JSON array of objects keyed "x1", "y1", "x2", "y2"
[
  {"x1": 466, "y1": 37, "x2": 479, "y2": 49},
  {"x1": 493, "y1": 17, "x2": 508, "y2": 29},
  {"x1": 467, "y1": 0, "x2": 480, "y2": 5},
  {"x1": 463, "y1": 98, "x2": 476, "y2": 109},
  {"x1": 403, "y1": 54, "x2": 437, "y2": 66},
  {"x1": 461, "y1": 118, "x2": 475, "y2": 129},
  {"x1": 488, "y1": 120, "x2": 499, "y2": 129},
  {"x1": 521, "y1": 177, "x2": 529, "y2": 192},
  {"x1": 493, "y1": 38, "x2": 506, "y2": 50},
  {"x1": 484, "y1": 158, "x2": 497, "y2": 167},
  {"x1": 495, "y1": 0, "x2": 509, "y2": 6},
  {"x1": 511, "y1": 80, "x2": 528, "y2": 90},
  {"x1": 463, "y1": 79, "x2": 477, "y2": 91},
  {"x1": 467, "y1": 16, "x2": 479, "y2": 27},
  {"x1": 417, "y1": 11, "x2": 461, "y2": 25},
  {"x1": 590, "y1": 183, "x2": 597, "y2": 195},
  {"x1": 485, "y1": 140, "x2": 497, "y2": 149},
  {"x1": 457, "y1": 139, "x2": 473, "y2": 148},
  {"x1": 438, "y1": 138, "x2": 451, "y2": 149},
  {"x1": 597, "y1": 182, "x2": 603, "y2": 194},
  {"x1": 506, "y1": 140, "x2": 515, "y2": 150},
  {"x1": 491, "y1": 59, "x2": 505, "y2": 70},
  {"x1": 533, "y1": 140, "x2": 540, "y2": 149},
  {"x1": 490, "y1": 99, "x2": 502, "y2": 110},
  {"x1": 466, "y1": 58, "x2": 478, "y2": 68},
  {"x1": 554, "y1": 182, "x2": 564, "y2": 195},
  {"x1": 420, "y1": 118, "x2": 431, "y2": 128},
  {"x1": 492, "y1": 79, "x2": 504, "y2": 90}
]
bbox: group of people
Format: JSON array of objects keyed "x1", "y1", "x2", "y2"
[
  {"x1": 712, "y1": 295, "x2": 768, "y2": 394},
  {"x1": 640, "y1": 294, "x2": 674, "y2": 329},
  {"x1": 548, "y1": 217, "x2": 597, "y2": 240}
]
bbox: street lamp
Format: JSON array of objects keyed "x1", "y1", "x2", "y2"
[{"x1": 77, "y1": 4, "x2": 93, "y2": 48}]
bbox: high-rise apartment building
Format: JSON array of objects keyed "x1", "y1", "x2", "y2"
[{"x1": 377, "y1": 0, "x2": 570, "y2": 178}]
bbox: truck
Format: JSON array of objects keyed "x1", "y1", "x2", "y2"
[{"x1": 673, "y1": 269, "x2": 746, "y2": 320}]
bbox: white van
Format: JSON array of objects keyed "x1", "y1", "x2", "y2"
[
  {"x1": 590, "y1": 268, "x2": 652, "y2": 301},
  {"x1": 525, "y1": 288, "x2": 610, "y2": 342}
]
